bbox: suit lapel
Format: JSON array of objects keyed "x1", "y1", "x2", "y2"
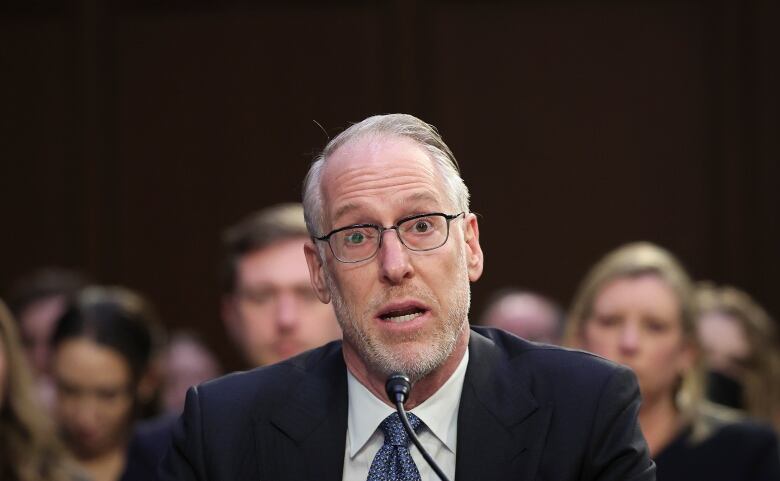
[
  {"x1": 262, "y1": 345, "x2": 348, "y2": 481},
  {"x1": 456, "y1": 330, "x2": 552, "y2": 480}
]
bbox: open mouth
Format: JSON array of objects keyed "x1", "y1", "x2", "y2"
[{"x1": 379, "y1": 305, "x2": 427, "y2": 323}]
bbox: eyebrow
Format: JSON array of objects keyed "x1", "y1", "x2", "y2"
[
  {"x1": 332, "y1": 203, "x2": 362, "y2": 226},
  {"x1": 331, "y1": 192, "x2": 443, "y2": 227}
]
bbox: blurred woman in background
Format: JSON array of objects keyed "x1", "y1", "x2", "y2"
[
  {"x1": 696, "y1": 282, "x2": 780, "y2": 431},
  {"x1": 51, "y1": 286, "x2": 163, "y2": 481},
  {"x1": 0, "y1": 299, "x2": 82, "y2": 481},
  {"x1": 565, "y1": 242, "x2": 780, "y2": 480}
]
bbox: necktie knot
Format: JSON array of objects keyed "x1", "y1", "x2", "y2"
[
  {"x1": 380, "y1": 412, "x2": 422, "y2": 447},
  {"x1": 366, "y1": 412, "x2": 423, "y2": 481}
]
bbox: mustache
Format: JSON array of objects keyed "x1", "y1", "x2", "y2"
[{"x1": 366, "y1": 283, "x2": 439, "y2": 314}]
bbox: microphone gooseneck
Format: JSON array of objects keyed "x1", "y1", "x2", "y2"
[{"x1": 384, "y1": 373, "x2": 452, "y2": 481}]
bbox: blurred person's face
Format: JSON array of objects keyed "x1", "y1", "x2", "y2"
[
  {"x1": 483, "y1": 294, "x2": 560, "y2": 344},
  {"x1": 580, "y1": 275, "x2": 694, "y2": 405},
  {"x1": 18, "y1": 294, "x2": 67, "y2": 376},
  {"x1": 162, "y1": 339, "x2": 220, "y2": 414},
  {"x1": 52, "y1": 338, "x2": 134, "y2": 459},
  {"x1": 222, "y1": 237, "x2": 341, "y2": 367},
  {"x1": 697, "y1": 311, "x2": 750, "y2": 381},
  {"x1": 304, "y1": 135, "x2": 484, "y2": 382}
]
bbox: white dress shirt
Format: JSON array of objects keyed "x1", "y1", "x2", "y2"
[{"x1": 341, "y1": 349, "x2": 469, "y2": 481}]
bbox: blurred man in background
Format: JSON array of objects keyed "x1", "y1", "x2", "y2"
[
  {"x1": 132, "y1": 203, "x2": 342, "y2": 474},
  {"x1": 480, "y1": 288, "x2": 564, "y2": 344},
  {"x1": 160, "y1": 331, "x2": 221, "y2": 415},
  {"x1": 220, "y1": 202, "x2": 341, "y2": 368}
]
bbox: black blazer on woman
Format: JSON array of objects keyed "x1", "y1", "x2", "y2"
[{"x1": 655, "y1": 416, "x2": 780, "y2": 480}]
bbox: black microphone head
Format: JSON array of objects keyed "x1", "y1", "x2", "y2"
[{"x1": 385, "y1": 373, "x2": 411, "y2": 405}]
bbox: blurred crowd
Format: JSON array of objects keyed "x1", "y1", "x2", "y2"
[{"x1": 2, "y1": 204, "x2": 779, "y2": 480}]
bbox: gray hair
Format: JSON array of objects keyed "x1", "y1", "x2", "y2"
[{"x1": 302, "y1": 114, "x2": 470, "y2": 236}]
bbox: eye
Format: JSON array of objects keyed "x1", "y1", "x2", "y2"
[
  {"x1": 241, "y1": 288, "x2": 274, "y2": 305},
  {"x1": 413, "y1": 219, "x2": 433, "y2": 233},
  {"x1": 593, "y1": 314, "x2": 621, "y2": 328},
  {"x1": 644, "y1": 317, "x2": 671, "y2": 334},
  {"x1": 345, "y1": 231, "x2": 366, "y2": 245},
  {"x1": 96, "y1": 388, "x2": 125, "y2": 402}
]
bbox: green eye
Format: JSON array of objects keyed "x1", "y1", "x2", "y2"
[{"x1": 346, "y1": 232, "x2": 365, "y2": 244}]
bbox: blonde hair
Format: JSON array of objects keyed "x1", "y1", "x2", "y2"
[
  {"x1": 0, "y1": 299, "x2": 78, "y2": 481},
  {"x1": 696, "y1": 282, "x2": 780, "y2": 430},
  {"x1": 564, "y1": 242, "x2": 705, "y2": 433}
]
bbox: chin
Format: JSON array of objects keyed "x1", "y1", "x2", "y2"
[{"x1": 372, "y1": 341, "x2": 451, "y2": 383}]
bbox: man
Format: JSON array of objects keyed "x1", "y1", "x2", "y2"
[
  {"x1": 130, "y1": 204, "x2": 341, "y2": 477},
  {"x1": 220, "y1": 203, "x2": 342, "y2": 367},
  {"x1": 161, "y1": 114, "x2": 655, "y2": 480},
  {"x1": 479, "y1": 288, "x2": 564, "y2": 344}
]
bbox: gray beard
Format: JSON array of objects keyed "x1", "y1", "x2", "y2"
[{"x1": 325, "y1": 252, "x2": 471, "y2": 383}]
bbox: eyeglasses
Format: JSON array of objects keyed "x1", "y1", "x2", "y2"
[{"x1": 314, "y1": 212, "x2": 465, "y2": 263}]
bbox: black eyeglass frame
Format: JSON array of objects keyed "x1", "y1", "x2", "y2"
[{"x1": 313, "y1": 211, "x2": 465, "y2": 263}]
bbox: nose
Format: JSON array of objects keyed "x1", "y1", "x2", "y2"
[
  {"x1": 618, "y1": 321, "x2": 640, "y2": 355},
  {"x1": 71, "y1": 397, "x2": 100, "y2": 432},
  {"x1": 377, "y1": 228, "x2": 414, "y2": 285},
  {"x1": 275, "y1": 291, "x2": 299, "y2": 331}
]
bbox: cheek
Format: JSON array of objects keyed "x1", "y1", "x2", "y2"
[
  {"x1": 90, "y1": 398, "x2": 134, "y2": 441},
  {"x1": 238, "y1": 311, "x2": 275, "y2": 339},
  {"x1": 650, "y1": 341, "x2": 690, "y2": 370},
  {"x1": 302, "y1": 304, "x2": 337, "y2": 329},
  {"x1": 106, "y1": 398, "x2": 134, "y2": 426},
  {"x1": 581, "y1": 324, "x2": 617, "y2": 357}
]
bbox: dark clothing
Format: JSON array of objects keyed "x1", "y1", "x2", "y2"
[
  {"x1": 122, "y1": 414, "x2": 177, "y2": 481},
  {"x1": 160, "y1": 327, "x2": 656, "y2": 480},
  {"x1": 655, "y1": 420, "x2": 780, "y2": 481}
]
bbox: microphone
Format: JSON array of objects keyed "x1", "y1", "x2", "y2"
[{"x1": 385, "y1": 374, "x2": 452, "y2": 481}]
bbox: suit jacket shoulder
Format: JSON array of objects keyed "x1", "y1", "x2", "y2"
[
  {"x1": 461, "y1": 327, "x2": 656, "y2": 481},
  {"x1": 160, "y1": 340, "x2": 348, "y2": 481}
]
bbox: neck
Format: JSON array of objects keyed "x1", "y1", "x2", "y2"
[
  {"x1": 344, "y1": 328, "x2": 470, "y2": 410},
  {"x1": 77, "y1": 443, "x2": 127, "y2": 481},
  {"x1": 638, "y1": 393, "x2": 683, "y2": 457}
]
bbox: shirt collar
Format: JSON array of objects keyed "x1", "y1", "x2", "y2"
[{"x1": 346, "y1": 348, "x2": 469, "y2": 458}]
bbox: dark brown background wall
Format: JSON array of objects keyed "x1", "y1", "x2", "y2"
[{"x1": 2, "y1": 0, "x2": 778, "y2": 371}]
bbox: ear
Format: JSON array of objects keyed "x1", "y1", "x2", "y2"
[
  {"x1": 463, "y1": 213, "x2": 484, "y2": 282},
  {"x1": 304, "y1": 240, "x2": 332, "y2": 304},
  {"x1": 220, "y1": 295, "x2": 243, "y2": 345},
  {"x1": 136, "y1": 356, "x2": 163, "y2": 405}
]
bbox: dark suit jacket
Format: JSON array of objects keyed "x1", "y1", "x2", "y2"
[
  {"x1": 123, "y1": 414, "x2": 178, "y2": 481},
  {"x1": 160, "y1": 327, "x2": 655, "y2": 480}
]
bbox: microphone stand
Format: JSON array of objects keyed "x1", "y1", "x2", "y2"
[{"x1": 385, "y1": 374, "x2": 452, "y2": 481}]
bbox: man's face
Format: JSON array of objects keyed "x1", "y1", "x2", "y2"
[
  {"x1": 223, "y1": 237, "x2": 341, "y2": 367},
  {"x1": 484, "y1": 294, "x2": 560, "y2": 344},
  {"x1": 305, "y1": 135, "x2": 484, "y2": 382}
]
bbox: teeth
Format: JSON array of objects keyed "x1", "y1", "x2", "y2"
[{"x1": 385, "y1": 312, "x2": 423, "y2": 323}]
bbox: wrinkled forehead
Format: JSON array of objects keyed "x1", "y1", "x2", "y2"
[{"x1": 319, "y1": 134, "x2": 451, "y2": 225}]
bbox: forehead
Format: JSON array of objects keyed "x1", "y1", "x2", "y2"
[
  {"x1": 237, "y1": 238, "x2": 311, "y2": 287},
  {"x1": 594, "y1": 275, "x2": 680, "y2": 316},
  {"x1": 698, "y1": 312, "x2": 749, "y2": 353},
  {"x1": 320, "y1": 135, "x2": 449, "y2": 225},
  {"x1": 53, "y1": 338, "x2": 131, "y2": 387}
]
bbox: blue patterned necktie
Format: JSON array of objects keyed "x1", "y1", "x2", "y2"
[{"x1": 366, "y1": 412, "x2": 423, "y2": 481}]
